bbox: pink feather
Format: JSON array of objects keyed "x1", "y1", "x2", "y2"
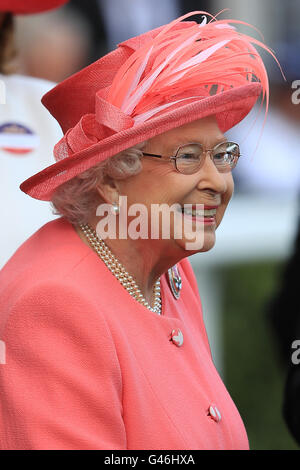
[{"x1": 107, "y1": 11, "x2": 284, "y2": 125}]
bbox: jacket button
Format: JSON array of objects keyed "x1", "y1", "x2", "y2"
[
  {"x1": 208, "y1": 404, "x2": 221, "y2": 423},
  {"x1": 170, "y1": 328, "x2": 183, "y2": 347}
]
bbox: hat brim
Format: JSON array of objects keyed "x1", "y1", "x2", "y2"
[
  {"x1": 1, "y1": 0, "x2": 68, "y2": 14},
  {"x1": 20, "y1": 83, "x2": 262, "y2": 201}
]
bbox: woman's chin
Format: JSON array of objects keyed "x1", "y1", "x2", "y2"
[{"x1": 174, "y1": 231, "x2": 216, "y2": 254}]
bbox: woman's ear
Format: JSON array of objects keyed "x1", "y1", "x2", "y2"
[{"x1": 96, "y1": 174, "x2": 120, "y2": 205}]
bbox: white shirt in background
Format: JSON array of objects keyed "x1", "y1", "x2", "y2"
[{"x1": 0, "y1": 74, "x2": 62, "y2": 268}]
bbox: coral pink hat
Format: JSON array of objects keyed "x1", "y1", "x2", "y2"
[
  {"x1": 20, "y1": 11, "x2": 279, "y2": 201},
  {"x1": 0, "y1": 0, "x2": 68, "y2": 14}
]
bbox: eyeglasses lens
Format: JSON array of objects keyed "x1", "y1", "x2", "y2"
[
  {"x1": 213, "y1": 142, "x2": 240, "y2": 173},
  {"x1": 176, "y1": 142, "x2": 239, "y2": 174},
  {"x1": 176, "y1": 144, "x2": 203, "y2": 175}
]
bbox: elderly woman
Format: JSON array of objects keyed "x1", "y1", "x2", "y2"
[{"x1": 0, "y1": 12, "x2": 277, "y2": 450}]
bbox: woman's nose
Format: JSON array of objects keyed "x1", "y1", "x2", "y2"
[{"x1": 196, "y1": 152, "x2": 228, "y2": 194}]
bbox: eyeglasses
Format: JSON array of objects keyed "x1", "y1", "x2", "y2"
[{"x1": 142, "y1": 141, "x2": 240, "y2": 175}]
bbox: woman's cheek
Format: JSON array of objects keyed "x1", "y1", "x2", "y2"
[
  {"x1": 226, "y1": 173, "x2": 235, "y2": 200},
  {"x1": 215, "y1": 208, "x2": 223, "y2": 228},
  {"x1": 216, "y1": 177, "x2": 234, "y2": 227}
]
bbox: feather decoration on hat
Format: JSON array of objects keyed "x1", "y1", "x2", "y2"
[{"x1": 107, "y1": 10, "x2": 284, "y2": 125}]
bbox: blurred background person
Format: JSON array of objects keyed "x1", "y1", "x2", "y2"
[
  {"x1": 0, "y1": 0, "x2": 92, "y2": 269},
  {"x1": 14, "y1": 8, "x2": 91, "y2": 82},
  {"x1": 264, "y1": 38, "x2": 300, "y2": 446},
  {"x1": 267, "y1": 206, "x2": 300, "y2": 446}
]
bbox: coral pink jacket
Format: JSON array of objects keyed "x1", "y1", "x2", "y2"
[{"x1": 0, "y1": 218, "x2": 249, "y2": 450}]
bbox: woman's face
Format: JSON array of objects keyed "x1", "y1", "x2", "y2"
[{"x1": 113, "y1": 115, "x2": 234, "y2": 255}]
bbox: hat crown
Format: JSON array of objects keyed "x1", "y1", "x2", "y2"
[
  {"x1": 42, "y1": 21, "x2": 194, "y2": 134},
  {"x1": 42, "y1": 11, "x2": 278, "y2": 135}
]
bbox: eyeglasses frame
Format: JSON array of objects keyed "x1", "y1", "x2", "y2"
[{"x1": 142, "y1": 140, "x2": 240, "y2": 174}]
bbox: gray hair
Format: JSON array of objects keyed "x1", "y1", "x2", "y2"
[{"x1": 50, "y1": 142, "x2": 146, "y2": 225}]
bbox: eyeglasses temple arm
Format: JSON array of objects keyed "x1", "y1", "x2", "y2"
[{"x1": 142, "y1": 152, "x2": 163, "y2": 159}]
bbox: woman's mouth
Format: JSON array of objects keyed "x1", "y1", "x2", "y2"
[{"x1": 178, "y1": 205, "x2": 217, "y2": 225}]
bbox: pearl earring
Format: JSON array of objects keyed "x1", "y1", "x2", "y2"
[{"x1": 112, "y1": 202, "x2": 119, "y2": 215}]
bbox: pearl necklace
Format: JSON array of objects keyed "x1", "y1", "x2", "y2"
[{"x1": 79, "y1": 224, "x2": 162, "y2": 315}]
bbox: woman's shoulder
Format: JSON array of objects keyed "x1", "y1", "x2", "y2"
[
  {"x1": 0, "y1": 220, "x2": 114, "y2": 348},
  {"x1": 0, "y1": 218, "x2": 94, "y2": 305}
]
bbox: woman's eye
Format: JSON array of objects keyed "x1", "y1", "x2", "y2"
[
  {"x1": 214, "y1": 153, "x2": 225, "y2": 161},
  {"x1": 180, "y1": 153, "x2": 199, "y2": 160}
]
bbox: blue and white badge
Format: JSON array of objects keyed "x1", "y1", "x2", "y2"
[{"x1": 0, "y1": 122, "x2": 40, "y2": 155}]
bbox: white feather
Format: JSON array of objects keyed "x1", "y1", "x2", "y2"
[
  {"x1": 123, "y1": 31, "x2": 201, "y2": 115},
  {"x1": 121, "y1": 45, "x2": 153, "y2": 110},
  {"x1": 133, "y1": 95, "x2": 203, "y2": 124},
  {"x1": 215, "y1": 24, "x2": 236, "y2": 30},
  {"x1": 163, "y1": 39, "x2": 230, "y2": 86},
  {"x1": 172, "y1": 39, "x2": 230, "y2": 74},
  {"x1": 199, "y1": 16, "x2": 207, "y2": 27}
]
